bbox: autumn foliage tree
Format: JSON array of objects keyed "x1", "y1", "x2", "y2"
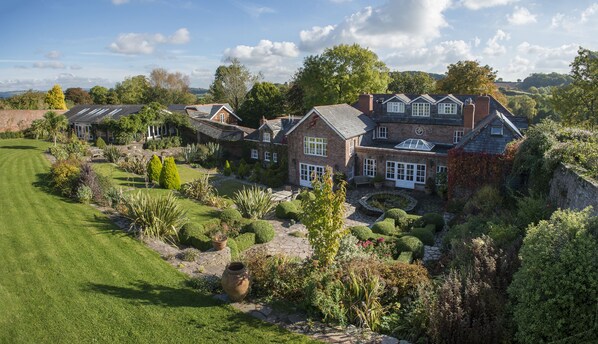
[
  {"x1": 64, "y1": 87, "x2": 93, "y2": 105},
  {"x1": 45, "y1": 84, "x2": 67, "y2": 110},
  {"x1": 437, "y1": 61, "x2": 507, "y2": 105}
]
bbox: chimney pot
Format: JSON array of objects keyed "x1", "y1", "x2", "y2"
[
  {"x1": 474, "y1": 95, "x2": 490, "y2": 126},
  {"x1": 358, "y1": 94, "x2": 374, "y2": 115}
]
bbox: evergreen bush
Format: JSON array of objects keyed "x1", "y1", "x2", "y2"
[
  {"x1": 245, "y1": 220, "x2": 275, "y2": 243},
  {"x1": 350, "y1": 226, "x2": 374, "y2": 241},
  {"x1": 397, "y1": 251, "x2": 413, "y2": 264},
  {"x1": 275, "y1": 201, "x2": 300, "y2": 220},
  {"x1": 410, "y1": 226, "x2": 435, "y2": 246},
  {"x1": 95, "y1": 137, "x2": 107, "y2": 149},
  {"x1": 179, "y1": 223, "x2": 205, "y2": 245},
  {"x1": 159, "y1": 157, "x2": 181, "y2": 190},
  {"x1": 147, "y1": 155, "x2": 163, "y2": 184},
  {"x1": 420, "y1": 213, "x2": 445, "y2": 232},
  {"x1": 227, "y1": 237, "x2": 239, "y2": 259},
  {"x1": 220, "y1": 208, "x2": 243, "y2": 225},
  {"x1": 235, "y1": 232, "x2": 256, "y2": 251},
  {"x1": 396, "y1": 236, "x2": 424, "y2": 259},
  {"x1": 76, "y1": 185, "x2": 93, "y2": 204},
  {"x1": 384, "y1": 208, "x2": 409, "y2": 229},
  {"x1": 372, "y1": 218, "x2": 398, "y2": 236},
  {"x1": 189, "y1": 233, "x2": 212, "y2": 252},
  {"x1": 223, "y1": 160, "x2": 232, "y2": 176}
]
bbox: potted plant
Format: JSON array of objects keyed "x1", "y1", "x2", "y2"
[
  {"x1": 425, "y1": 177, "x2": 436, "y2": 195},
  {"x1": 372, "y1": 174, "x2": 384, "y2": 189},
  {"x1": 211, "y1": 231, "x2": 228, "y2": 251}
]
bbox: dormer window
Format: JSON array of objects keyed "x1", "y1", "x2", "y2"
[
  {"x1": 388, "y1": 102, "x2": 405, "y2": 113},
  {"x1": 412, "y1": 103, "x2": 430, "y2": 117},
  {"x1": 491, "y1": 126, "x2": 504, "y2": 136},
  {"x1": 438, "y1": 103, "x2": 457, "y2": 115},
  {"x1": 263, "y1": 132, "x2": 271, "y2": 142}
]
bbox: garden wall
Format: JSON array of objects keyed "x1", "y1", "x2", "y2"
[
  {"x1": 0, "y1": 110, "x2": 67, "y2": 132},
  {"x1": 549, "y1": 163, "x2": 598, "y2": 216}
]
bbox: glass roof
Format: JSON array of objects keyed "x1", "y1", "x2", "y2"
[{"x1": 394, "y1": 138, "x2": 435, "y2": 151}]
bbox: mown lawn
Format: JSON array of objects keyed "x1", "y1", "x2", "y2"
[{"x1": 0, "y1": 139, "x2": 315, "y2": 343}]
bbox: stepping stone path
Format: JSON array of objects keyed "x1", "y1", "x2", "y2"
[{"x1": 422, "y1": 212, "x2": 453, "y2": 262}]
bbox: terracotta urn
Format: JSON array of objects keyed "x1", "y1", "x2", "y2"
[
  {"x1": 212, "y1": 234, "x2": 228, "y2": 251},
  {"x1": 221, "y1": 262, "x2": 250, "y2": 302}
]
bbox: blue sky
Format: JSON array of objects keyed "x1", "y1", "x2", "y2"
[{"x1": 0, "y1": 0, "x2": 596, "y2": 92}]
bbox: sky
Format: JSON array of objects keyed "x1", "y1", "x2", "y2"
[{"x1": 0, "y1": 0, "x2": 596, "y2": 92}]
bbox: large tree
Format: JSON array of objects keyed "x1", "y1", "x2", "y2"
[
  {"x1": 294, "y1": 44, "x2": 389, "y2": 111},
  {"x1": 146, "y1": 68, "x2": 197, "y2": 105},
  {"x1": 64, "y1": 87, "x2": 93, "y2": 105},
  {"x1": 507, "y1": 95, "x2": 537, "y2": 121},
  {"x1": 388, "y1": 71, "x2": 436, "y2": 94},
  {"x1": 237, "y1": 82, "x2": 285, "y2": 128},
  {"x1": 208, "y1": 59, "x2": 258, "y2": 111},
  {"x1": 436, "y1": 61, "x2": 507, "y2": 104},
  {"x1": 45, "y1": 84, "x2": 67, "y2": 110},
  {"x1": 114, "y1": 75, "x2": 151, "y2": 104},
  {"x1": 552, "y1": 47, "x2": 598, "y2": 128},
  {"x1": 42, "y1": 111, "x2": 68, "y2": 145},
  {"x1": 89, "y1": 86, "x2": 109, "y2": 104}
]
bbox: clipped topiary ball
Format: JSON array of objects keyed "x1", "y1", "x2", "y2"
[
  {"x1": 384, "y1": 208, "x2": 408, "y2": 229},
  {"x1": 372, "y1": 219, "x2": 398, "y2": 236},
  {"x1": 220, "y1": 208, "x2": 243, "y2": 225},
  {"x1": 421, "y1": 213, "x2": 445, "y2": 232},
  {"x1": 159, "y1": 157, "x2": 181, "y2": 190},
  {"x1": 235, "y1": 232, "x2": 256, "y2": 251},
  {"x1": 189, "y1": 233, "x2": 212, "y2": 251},
  {"x1": 410, "y1": 227, "x2": 435, "y2": 246},
  {"x1": 179, "y1": 222, "x2": 205, "y2": 245},
  {"x1": 396, "y1": 235, "x2": 424, "y2": 259},
  {"x1": 350, "y1": 226, "x2": 374, "y2": 241},
  {"x1": 275, "y1": 201, "x2": 299, "y2": 220},
  {"x1": 95, "y1": 137, "x2": 107, "y2": 150},
  {"x1": 245, "y1": 220, "x2": 275, "y2": 243},
  {"x1": 147, "y1": 155, "x2": 163, "y2": 184}
]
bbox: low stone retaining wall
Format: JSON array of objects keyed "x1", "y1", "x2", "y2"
[
  {"x1": 358, "y1": 190, "x2": 417, "y2": 216},
  {"x1": 549, "y1": 163, "x2": 598, "y2": 216}
]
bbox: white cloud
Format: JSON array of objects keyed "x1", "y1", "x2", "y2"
[
  {"x1": 223, "y1": 39, "x2": 299, "y2": 66},
  {"x1": 299, "y1": 0, "x2": 451, "y2": 52},
  {"x1": 45, "y1": 50, "x2": 62, "y2": 60},
  {"x1": 109, "y1": 28, "x2": 190, "y2": 55},
  {"x1": 385, "y1": 40, "x2": 475, "y2": 71},
  {"x1": 460, "y1": 0, "x2": 517, "y2": 10},
  {"x1": 507, "y1": 6, "x2": 537, "y2": 25},
  {"x1": 551, "y1": 3, "x2": 598, "y2": 30},
  {"x1": 237, "y1": 3, "x2": 275, "y2": 18},
  {"x1": 516, "y1": 42, "x2": 579, "y2": 71},
  {"x1": 483, "y1": 29, "x2": 510, "y2": 57},
  {"x1": 506, "y1": 55, "x2": 532, "y2": 74},
  {"x1": 112, "y1": 0, "x2": 129, "y2": 5},
  {"x1": 473, "y1": 36, "x2": 481, "y2": 47},
  {"x1": 581, "y1": 3, "x2": 598, "y2": 22},
  {"x1": 33, "y1": 61, "x2": 65, "y2": 69},
  {"x1": 0, "y1": 74, "x2": 112, "y2": 92}
]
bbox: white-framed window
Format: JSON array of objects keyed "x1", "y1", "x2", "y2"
[
  {"x1": 388, "y1": 102, "x2": 405, "y2": 113},
  {"x1": 364, "y1": 158, "x2": 376, "y2": 177},
  {"x1": 219, "y1": 113, "x2": 225, "y2": 123},
  {"x1": 416, "y1": 164, "x2": 426, "y2": 183},
  {"x1": 376, "y1": 126, "x2": 388, "y2": 139},
  {"x1": 438, "y1": 103, "x2": 457, "y2": 115},
  {"x1": 263, "y1": 132, "x2": 271, "y2": 142},
  {"x1": 412, "y1": 103, "x2": 430, "y2": 117},
  {"x1": 272, "y1": 152, "x2": 278, "y2": 163},
  {"x1": 251, "y1": 149, "x2": 258, "y2": 159},
  {"x1": 304, "y1": 136, "x2": 327, "y2": 156},
  {"x1": 453, "y1": 129, "x2": 464, "y2": 144},
  {"x1": 491, "y1": 126, "x2": 504, "y2": 136},
  {"x1": 349, "y1": 140, "x2": 355, "y2": 156},
  {"x1": 386, "y1": 161, "x2": 396, "y2": 180},
  {"x1": 264, "y1": 151, "x2": 271, "y2": 161},
  {"x1": 436, "y1": 165, "x2": 448, "y2": 185}
]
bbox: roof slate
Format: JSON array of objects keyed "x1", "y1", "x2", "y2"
[
  {"x1": 311, "y1": 104, "x2": 376, "y2": 140},
  {"x1": 64, "y1": 104, "x2": 144, "y2": 123},
  {"x1": 456, "y1": 111, "x2": 524, "y2": 154},
  {"x1": 185, "y1": 103, "x2": 240, "y2": 121},
  {"x1": 245, "y1": 117, "x2": 300, "y2": 144}
]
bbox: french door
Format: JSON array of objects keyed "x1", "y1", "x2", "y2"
[{"x1": 299, "y1": 163, "x2": 325, "y2": 188}]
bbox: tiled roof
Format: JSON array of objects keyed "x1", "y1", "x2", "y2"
[
  {"x1": 288, "y1": 104, "x2": 376, "y2": 140},
  {"x1": 64, "y1": 104, "x2": 144, "y2": 123},
  {"x1": 246, "y1": 117, "x2": 300, "y2": 144},
  {"x1": 190, "y1": 118, "x2": 245, "y2": 142},
  {"x1": 455, "y1": 110, "x2": 524, "y2": 154},
  {"x1": 185, "y1": 103, "x2": 241, "y2": 121}
]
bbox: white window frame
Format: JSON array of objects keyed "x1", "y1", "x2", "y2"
[
  {"x1": 300, "y1": 163, "x2": 325, "y2": 188},
  {"x1": 412, "y1": 103, "x2": 430, "y2": 117},
  {"x1": 364, "y1": 158, "x2": 376, "y2": 177},
  {"x1": 386, "y1": 161, "x2": 397, "y2": 180},
  {"x1": 491, "y1": 126, "x2": 504, "y2": 136},
  {"x1": 272, "y1": 152, "x2": 278, "y2": 163},
  {"x1": 453, "y1": 129, "x2": 464, "y2": 144},
  {"x1": 376, "y1": 126, "x2": 388, "y2": 139},
  {"x1": 436, "y1": 166, "x2": 448, "y2": 185},
  {"x1": 263, "y1": 132, "x2": 271, "y2": 142},
  {"x1": 438, "y1": 103, "x2": 457, "y2": 115},
  {"x1": 264, "y1": 151, "x2": 271, "y2": 162},
  {"x1": 388, "y1": 102, "x2": 405, "y2": 113},
  {"x1": 304, "y1": 136, "x2": 327, "y2": 157},
  {"x1": 251, "y1": 149, "x2": 258, "y2": 159},
  {"x1": 416, "y1": 164, "x2": 426, "y2": 184}
]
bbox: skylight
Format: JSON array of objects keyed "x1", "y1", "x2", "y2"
[{"x1": 395, "y1": 138, "x2": 435, "y2": 151}]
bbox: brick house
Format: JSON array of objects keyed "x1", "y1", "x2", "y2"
[
  {"x1": 244, "y1": 116, "x2": 299, "y2": 166},
  {"x1": 286, "y1": 94, "x2": 526, "y2": 189}
]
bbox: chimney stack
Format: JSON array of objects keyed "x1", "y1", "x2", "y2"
[
  {"x1": 474, "y1": 95, "x2": 490, "y2": 125},
  {"x1": 358, "y1": 94, "x2": 373, "y2": 115},
  {"x1": 259, "y1": 116, "x2": 267, "y2": 126},
  {"x1": 463, "y1": 99, "x2": 475, "y2": 129}
]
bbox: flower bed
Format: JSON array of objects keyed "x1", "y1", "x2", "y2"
[{"x1": 359, "y1": 191, "x2": 417, "y2": 215}]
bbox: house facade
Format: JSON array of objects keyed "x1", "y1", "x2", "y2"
[
  {"x1": 285, "y1": 94, "x2": 526, "y2": 189},
  {"x1": 244, "y1": 116, "x2": 299, "y2": 166}
]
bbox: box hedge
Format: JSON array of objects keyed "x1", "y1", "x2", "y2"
[
  {"x1": 410, "y1": 226, "x2": 435, "y2": 246},
  {"x1": 179, "y1": 223, "x2": 205, "y2": 245},
  {"x1": 384, "y1": 208, "x2": 408, "y2": 229},
  {"x1": 350, "y1": 226, "x2": 374, "y2": 241},
  {"x1": 220, "y1": 208, "x2": 243, "y2": 225},
  {"x1": 420, "y1": 213, "x2": 445, "y2": 232},
  {"x1": 189, "y1": 233, "x2": 212, "y2": 252},
  {"x1": 372, "y1": 218, "x2": 398, "y2": 236},
  {"x1": 235, "y1": 232, "x2": 256, "y2": 251},
  {"x1": 396, "y1": 235, "x2": 424, "y2": 259},
  {"x1": 275, "y1": 201, "x2": 299, "y2": 220},
  {"x1": 244, "y1": 220, "x2": 275, "y2": 243},
  {"x1": 397, "y1": 251, "x2": 413, "y2": 264},
  {"x1": 227, "y1": 237, "x2": 239, "y2": 259}
]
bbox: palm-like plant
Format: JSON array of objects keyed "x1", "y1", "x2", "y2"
[
  {"x1": 43, "y1": 111, "x2": 68, "y2": 146},
  {"x1": 232, "y1": 185, "x2": 274, "y2": 219}
]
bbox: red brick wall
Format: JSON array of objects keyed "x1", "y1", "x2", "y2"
[
  {"x1": 210, "y1": 109, "x2": 238, "y2": 125},
  {"x1": 287, "y1": 112, "x2": 352, "y2": 185},
  {"x1": 0, "y1": 110, "x2": 67, "y2": 132},
  {"x1": 376, "y1": 123, "x2": 471, "y2": 145}
]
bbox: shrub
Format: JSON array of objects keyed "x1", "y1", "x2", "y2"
[
  {"x1": 336, "y1": 234, "x2": 369, "y2": 262},
  {"x1": 103, "y1": 145, "x2": 121, "y2": 163},
  {"x1": 180, "y1": 249, "x2": 198, "y2": 262},
  {"x1": 236, "y1": 160, "x2": 249, "y2": 179},
  {"x1": 244, "y1": 251, "x2": 308, "y2": 302},
  {"x1": 275, "y1": 201, "x2": 300, "y2": 220},
  {"x1": 515, "y1": 194, "x2": 553, "y2": 228},
  {"x1": 50, "y1": 158, "x2": 81, "y2": 196},
  {"x1": 233, "y1": 186, "x2": 274, "y2": 219},
  {"x1": 245, "y1": 220, "x2": 275, "y2": 243},
  {"x1": 118, "y1": 155, "x2": 147, "y2": 175},
  {"x1": 235, "y1": 232, "x2": 256, "y2": 251},
  {"x1": 396, "y1": 236, "x2": 424, "y2": 259},
  {"x1": 372, "y1": 219, "x2": 398, "y2": 236},
  {"x1": 220, "y1": 208, "x2": 242, "y2": 224},
  {"x1": 179, "y1": 223, "x2": 205, "y2": 245},
  {"x1": 487, "y1": 222, "x2": 521, "y2": 247},
  {"x1": 463, "y1": 185, "x2": 502, "y2": 216},
  {"x1": 95, "y1": 137, "x2": 107, "y2": 149},
  {"x1": 223, "y1": 160, "x2": 232, "y2": 176},
  {"x1": 159, "y1": 157, "x2": 181, "y2": 190},
  {"x1": 350, "y1": 226, "x2": 374, "y2": 241},
  {"x1": 181, "y1": 143, "x2": 203, "y2": 164},
  {"x1": 120, "y1": 191, "x2": 187, "y2": 243},
  {"x1": 181, "y1": 174, "x2": 224, "y2": 208},
  {"x1": 509, "y1": 208, "x2": 598, "y2": 343},
  {"x1": 76, "y1": 185, "x2": 93, "y2": 204},
  {"x1": 227, "y1": 237, "x2": 239, "y2": 259},
  {"x1": 144, "y1": 136, "x2": 182, "y2": 150},
  {"x1": 397, "y1": 251, "x2": 413, "y2": 264},
  {"x1": 420, "y1": 213, "x2": 445, "y2": 232},
  {"x1": 189, "y1": 233, "x2": 212, "y2": 252},
  {"x1": 410, "y1": 227, "x2": 435, "y2": 246},
  {"x1": 384, "y1": 208, "x2": 408, "y2": 228},
  {"x1": 147, "y1": 155, "x2": 162, "y2": 184},
  {"x1": 79, "y1": 163, "x2": 111, "y2": 205},
  {"x1": 0, "y1": 131, "x2": 24, "y2": 139}
]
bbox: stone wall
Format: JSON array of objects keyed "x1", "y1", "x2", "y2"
[
  {"x1": 549, "y1": 163, "x2": 598, "y2": 216},
  {"x1": 0, "y1": 110, "x2": 67, "y2": 132}
]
